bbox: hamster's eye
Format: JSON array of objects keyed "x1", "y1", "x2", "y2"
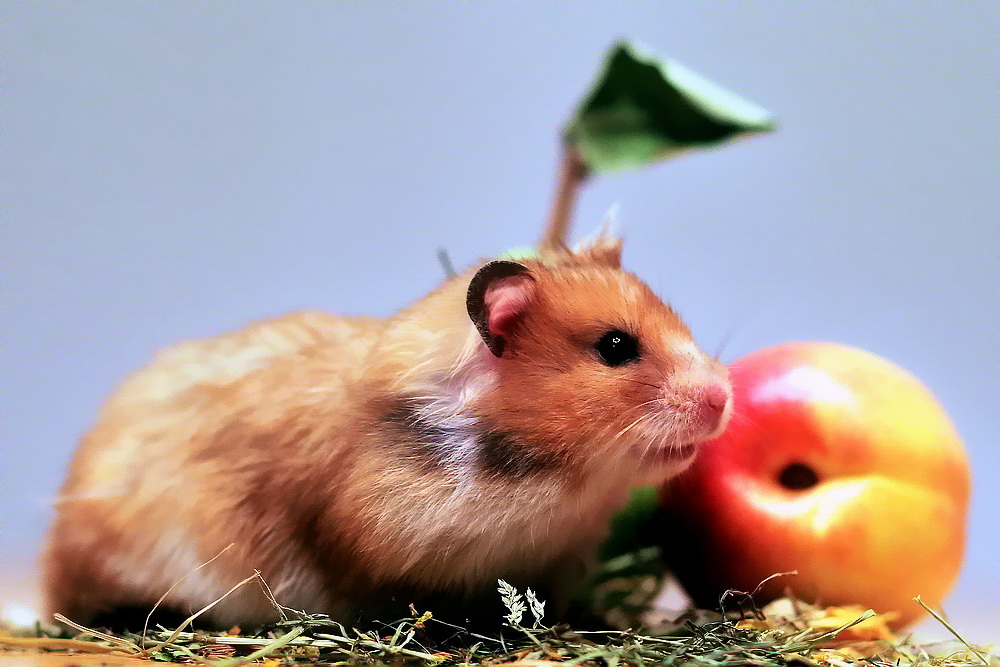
[{"x1": 596, "y1": 330, "x2": 639, "y2": 366}]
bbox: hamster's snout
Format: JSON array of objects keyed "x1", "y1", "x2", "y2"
[
  {"x1": 632, "y1": 368, "x2": 732, "y2": 469},
  {"x1": 657, "y1": 354, "x2": 733, "y2": 446},
  {"x1": 693, "y1": 379, "x2": 732, "y2": 440}
]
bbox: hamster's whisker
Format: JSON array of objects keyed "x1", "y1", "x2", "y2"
[{"x1": 612, "y1": 412, "x2": 655, "y2": 442}]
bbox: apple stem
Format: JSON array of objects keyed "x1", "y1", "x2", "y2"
[{"x1": 539, "y1": 143, "x2": 589, "y2": 255}]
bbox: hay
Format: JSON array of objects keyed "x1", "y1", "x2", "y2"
[{"x1": 2, "y1": 579, "x2": 995, "y2": 667}]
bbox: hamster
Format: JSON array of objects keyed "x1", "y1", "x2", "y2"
[{"x1": 42, "y1": 233, "x2": 732, "y2": 629}]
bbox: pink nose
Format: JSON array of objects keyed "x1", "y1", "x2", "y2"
[
  {"x1": 701, "y1": 382, "x2": 731, "y2": 414},
  {"x1": 695, "y1": 381, "x2": 731, "y2": 437}
]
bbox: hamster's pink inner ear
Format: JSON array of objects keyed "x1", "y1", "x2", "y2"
[
  {"x1": 466, "y1": 260, "x2": 535, "y2": 357},
  {"x1": 485, "y1": 275, "x2": 535, "y2": 338}
]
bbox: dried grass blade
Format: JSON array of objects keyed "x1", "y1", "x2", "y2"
[
  {"x1": 143, "y1": 543, "x2": 235, "y2": 642},
  {"x1": 52, "y1": 613, "x2": 142, "y2": 654},
  {"x1": 0, "y1": 634, "x2": 127, "y2": 654},
  {"x1": 313, "y1": 631, "x2": 446, "y2": 662},
  {"x1": 209, "y1": 625, "x2": 306, "y2": 667},
  {"x1": 803, "y1": 609, "x2": 876, "y2": 645},
  {"x1": 140, "y1": 571, "x2": 261, "y2": 657},
  {"x1": 913, "y1": 596, "x2": 990, "y2": 666}
]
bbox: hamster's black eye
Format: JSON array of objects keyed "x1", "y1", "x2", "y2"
[{"x1": 596, "y1": 330, "x2": 639, "y2": 366}]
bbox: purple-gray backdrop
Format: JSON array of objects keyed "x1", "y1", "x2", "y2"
[{"x1": 3, "y1": 3, "x2": 997, "y2": 640}]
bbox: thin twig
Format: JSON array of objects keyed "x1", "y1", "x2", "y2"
[
  {"x1": 437, "y1": 247, "x2": 457, "y2": 277},
  {"x1": 752, "y1": 571, "x2": 798, "y2": 597},
  {"x1": 254, "y1": 568, "x2": 299, "y2": 622}
]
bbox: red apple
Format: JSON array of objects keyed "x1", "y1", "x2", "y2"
[{"x1": 659, "y1": 342, "x2": 970, "y2": 629}]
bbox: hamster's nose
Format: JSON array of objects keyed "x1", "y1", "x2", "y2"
[
  {"x1": 702, "y1": 382, "x2": 730, "y2": 413},
  {"x1": 697, "y1": 381, "x2": 732, "y2": 436}
]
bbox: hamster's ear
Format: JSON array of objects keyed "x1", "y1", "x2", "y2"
[
  {"x1": 467, "y1": 260, "x2": 536, "y2": 357},
  {"x1": 575, "y1": 233, "x2": 623, "y2": 268}
]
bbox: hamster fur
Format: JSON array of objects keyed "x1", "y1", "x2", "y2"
[{"x1": 42, "y1": 235, "x2": 731, "y2": 628}]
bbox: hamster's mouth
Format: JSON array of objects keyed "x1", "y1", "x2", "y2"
[
  {"x1": 641, "y1": 440, "x2": 699, "y2": 465},
  {"x1": 626, "y1": 415, "x2": 721, "y2": 468}
]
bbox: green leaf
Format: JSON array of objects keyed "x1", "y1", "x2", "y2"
[
  {"x1": 566, "y1": 40, "x2": 776, "y2": 173},
  {"x1": 599, "y1": 485, "x2": 663, "y2": 563}
]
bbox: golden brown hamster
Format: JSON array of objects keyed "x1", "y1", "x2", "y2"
[{"x1": 42, "y1": 235, "x2": 731, "y2": 628}]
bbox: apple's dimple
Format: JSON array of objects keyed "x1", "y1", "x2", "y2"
[{"x1": 777, "y1": 462, "x2": 819, "y2": 490}]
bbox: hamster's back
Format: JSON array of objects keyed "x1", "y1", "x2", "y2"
[
  {"x1": 42, "y1": 310, "x2": 382, "y2": 628},
  {"x1": 109, "y1": 310, "x2": 380, "y2": 408}
]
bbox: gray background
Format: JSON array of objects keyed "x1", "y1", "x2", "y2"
[{"x1": 3, "y1": 3, "x2": 997, "y2": 639}]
